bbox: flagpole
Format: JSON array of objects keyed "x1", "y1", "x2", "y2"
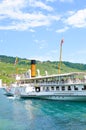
[{"x1": 58, "y1": 39, "x2": 64, "y2": 74}]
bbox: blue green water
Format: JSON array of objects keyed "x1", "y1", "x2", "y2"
[{"x1": 0, "y1": 89, "x2": 86, "y2": 130}]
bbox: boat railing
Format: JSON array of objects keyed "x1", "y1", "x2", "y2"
[{"x1": 32, "y1": 79, "x2": 86, "y2": 86}]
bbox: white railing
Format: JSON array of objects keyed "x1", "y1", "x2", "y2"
[{"x1": 32, "y1": 79, "x2": 86, "y2": 86}]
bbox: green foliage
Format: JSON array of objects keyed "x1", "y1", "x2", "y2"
[
  {"x1": 63, "y1": 61, "x2": 86, "y2": 70},
  {"x1": 0, "y1": 55, "x2": 15, "y2": 63}
]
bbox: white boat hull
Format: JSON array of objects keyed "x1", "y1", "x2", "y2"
[
  {"x1": 5, "y1": 72, "x2": 86, "y2": 101},
  {"x1": 20, "y1": 91, "x2": 86, "y2": 101},
  {"x1": 20, "y1": 95, "x2": 86, "y2": 101}
]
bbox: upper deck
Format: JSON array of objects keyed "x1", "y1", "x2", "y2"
[{"x1": 16, "y1": 72, "x2": 86, "y2": 85}]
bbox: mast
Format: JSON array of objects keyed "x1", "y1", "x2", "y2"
[
  {"x1": 58, "y1": 39, "x2": 64, "y2": 74},
  {"x1": 14, "y1": 57, "x2": 18, "y2": 74}
]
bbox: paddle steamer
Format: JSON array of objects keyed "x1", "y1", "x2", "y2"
[{"x1": 12, "y1": 60, "x2": 86, "y2": 101}]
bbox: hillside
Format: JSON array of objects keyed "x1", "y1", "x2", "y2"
[{"x1": 0, "y1": 55, "x2": 86, "y2": 85}]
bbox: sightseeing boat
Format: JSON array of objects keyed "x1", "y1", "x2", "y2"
[
  {"x1": 8, "y1": 59, "x2": 86, "y2": 101},
  {"x1": 16, "y1": 71, "x2": 86, "y2": 101},
  {"x1": 4, "y1": 60, "x2": 86, "y2": 101}
]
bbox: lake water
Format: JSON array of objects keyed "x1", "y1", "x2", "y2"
[{"x1": 0, "y1": 88, "x2": 86, "y2": 130}]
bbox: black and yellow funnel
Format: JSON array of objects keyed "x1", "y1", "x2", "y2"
[{"x1": 31, "y1": 60, "x2": 36, "y2": 77}]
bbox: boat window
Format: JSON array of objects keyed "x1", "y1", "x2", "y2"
[
  {"x1": 56, "y1": 86, "x2": 59, "y2": 90},
  {"x1": 68, "y1": 86, "x2": 71, "y2": 90},
  {"x1": 74, "y1": 86, "x2": 78, "y2": 90},
  {"x1": 43, "y1": 87, "x2": 45, "y2": 91},
  {"x1": 51, "y1": 87, "x2": 54, "y2": 90},
  {"x1": 82, "y1": 85, "x2": 86, "y2": 90},
  {"x1": 57, "y1": 80, "x2": 59, "y2": 84},
  {"x1": 61, "y1": 79, "x2": 64, "y2": 83},
  {"x1": 21, "y1": 81, "x2": 24, "y2": 84},
  {"x1": 25, "y1": 81, "x2": 27, "y2": 83},
  {"x1": 36, "y1": 80, "x2": 38, "y2": 83},
  {"x1": 36, "y1": 87, "x2": 40, "y2": 92},
  {"x1": 46, "y1": 87, "x2": 49, "y2": 91},
  {"x1": 62, "y1": 86, "x2": 65, "y2": 91}
]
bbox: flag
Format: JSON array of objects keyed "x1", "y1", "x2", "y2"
[
  {"x1": 61, "y1": 38, "x2": 64, "y2": 46},
  {"x1": 14, "y1": 57, "x2": 18, "y2": 65}
]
